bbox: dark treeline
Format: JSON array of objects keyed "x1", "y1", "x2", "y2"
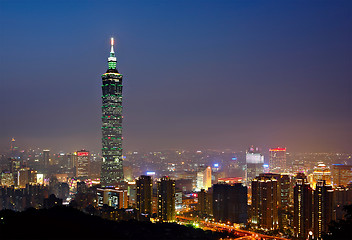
[
  {"x1": 323, "y1": 205, "x2": 352, "y2": 240},
  {"x1": 0, "y1": 206, "x2": 228, "y2": 239}
]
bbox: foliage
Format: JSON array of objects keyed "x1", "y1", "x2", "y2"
[
  {"x1": 0, "y1": 206, "x2": 226, "y2": 239},
  {"x1": 323, "y1": 204, "x2": 352, "y2": 240}
]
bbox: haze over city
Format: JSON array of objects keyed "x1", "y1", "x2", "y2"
[{"x1": 0, "y1": 0, "x2": 351, "y2": 153}]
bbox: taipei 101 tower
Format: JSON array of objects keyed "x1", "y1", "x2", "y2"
[{"x1": 100, "y1": 38, "x2": 124, "y2": 187}]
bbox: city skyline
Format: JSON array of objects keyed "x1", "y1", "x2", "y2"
[{"x1": 1, "y1": 0, "x2": 351, "y2": 153}]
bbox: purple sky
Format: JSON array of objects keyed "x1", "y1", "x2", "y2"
[{"x1": 0, "y1": 0, "x2": 351, "y2": 153}]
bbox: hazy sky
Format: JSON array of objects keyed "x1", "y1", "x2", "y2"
[{"x1": 0, "y1": 0, "x2": 351, "y2": 153}]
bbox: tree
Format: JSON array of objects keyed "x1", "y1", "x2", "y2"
[{"x1": 323, "y1": 204, "x2": 352, "y2": 240}]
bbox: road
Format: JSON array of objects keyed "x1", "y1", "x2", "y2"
[{"x1": 176, "y1": 216, "x2": 290, "y2": 240}]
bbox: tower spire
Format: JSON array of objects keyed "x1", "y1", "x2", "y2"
[
  {"x1": 108, "y1": 37, "x2": 117, "y2": 70},
  {"x1": 110, "y1": 37, "x2": 115, "y2": 54}
]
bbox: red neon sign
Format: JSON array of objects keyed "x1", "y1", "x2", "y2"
[
  {"x1": 269, "y1": 148, "x2": 286, "y2": 152},
  {"x1": 77, "y1": 152, "x2": 89, "y2": 156}
]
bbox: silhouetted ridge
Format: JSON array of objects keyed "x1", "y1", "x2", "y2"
[{"x1": 0, "y1": 206, "x2": 225, "y2": 239}]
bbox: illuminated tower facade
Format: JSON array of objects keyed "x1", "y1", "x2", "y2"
[
  {"x1": 157, "y1": 176, "x2": 176, "y2": 222},
  {"x1": 313, "y1": 180, "x2": 334, "y2": 239},
  {"x1": 246, "y1": 146, "x2": 264, "y2": 186},
  {"x1": 293, "y1": 173, "x2": 313, "y2": 240},
  {"x1": 101, "y1": 38, "x2": 124, "y2": 187},
  {"x1": 251, "y1": 174, "x2": 279, "y2": 230},
  {"x1": 76, "y1": 150, "x2": 90, "y2": 179}
]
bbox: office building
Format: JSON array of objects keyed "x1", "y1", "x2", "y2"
[
  {"x1": 97, "y1": 188, "x2": 128, "y2": 209},
  {"x1": 332, "y1": 164, "x2": 352, "y2": 187},
  {"x1": 17, "y1": 168, "x2": 31, "y2": 188},
  {"x1": 293, "y1": 173, "x2": 313, "y2": 240},
  {"x1": 175, "y1": 189, "x2": 182, "y2": 210},
  {"x1": 269, "y1": 147, "x2": 286, "y2": 173},
  {"x1": 278, "y1": 174, "x2": 291, "y2": 208},
  {"x1": 76, "y1": 150, "x2": 90, "y2": 179},
  {"x1": 157, "y1": 176, "x2": 176, "y2": 222},
  {"x1": 136, "y1": 175, "x2": 153, "y2": 216},
  {"x1": 66, "y1": 153, "x2": 76, "y2": 170},
  {"x1": 43, "y1": 149, "x2": 50, "y2": 167},
  {"x1": 251, "y1": 175, "x2": 279, "y2": 230},
  {"x1": 213, "y1": 183, "x2": 248, "y2": 224},
  {"x1": 101, "y1": 38, "x2": 124, "y2": 187}
]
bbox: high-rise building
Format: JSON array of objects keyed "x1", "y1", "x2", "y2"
[
  {"x1": 251, "y1": 174, "x2": 279, "y2": 230},
  {"x1": 213, "y1": 183, "x2": 248, "y2": 224},
  {"x1": 76, "y1": 150, "x2": 90, "y2": 179},
  {"x1": 17, "y1": 168, "x2": 31, "y2": 188},
  {"x1": 308, "y1": 163, "x2": 332, "y2": 189},
  {"x1": 313, "y1": 180, "x2": 334, "y2": 239},
  {"x1": 136, "y1": 175, "x2": 153, "y2": 216},
  {"x1": 196, "y1": 166, "x2": 212, "y2": 191},
  {"x1": 43, "y1": 149, "x2": 50, "y2": 167},
  {"x1": 68, "y1": 152, "x2": 78, "y2": 169},
  {"x1": 280, "y1": 174, "x2": 291, "y2": 206},
  {"x1": 175, "y1": 189, "x2": 182, "y2": 210},
  {"x1": 334, "y1": 185, "x2": 352, "y2": 220},
  {"x1": 269, "y1": 147, "x2": 286, "y2": 173},
  {"x1": 278, "y1": 174, "x2": 291, "y2": 228},
  {"x1": 100, "y1": 38, "x2": 124, "y2": 187},
  {"x1": 157, "y1": 176, "x2": 176, "y2": 222},
  {"x1": 332, "y1": 164, "x2": 352, "y2": 187},
  {"x1": 198, "y1": 189, "x2": 212, "y2": 217},
  {"x1": 293, "y1": 173, "x2": 313, "y2": 240},
  {"x1": 246, "y1": 146, "x2": 264, "y2": 186},
  {"x1": 97, "y1": 188, "x2": 128, "y2": 209},
  {"x1": 1, "y1": 172, "x2": 14, "y2": 187}
]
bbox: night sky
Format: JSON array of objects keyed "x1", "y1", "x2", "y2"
[{"x1": 0, "y1": 0, "x2": 351, "y2": 153}]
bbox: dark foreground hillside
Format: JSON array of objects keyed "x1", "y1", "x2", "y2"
[{"x1": 0, "y1": 206, "x2": 227, "y2": 240}]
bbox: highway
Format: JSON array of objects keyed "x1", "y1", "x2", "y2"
[{"x1": 176, "y1": 216, "x2": 290, "y2": 240}]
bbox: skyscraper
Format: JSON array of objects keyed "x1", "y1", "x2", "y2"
[
  {"x1": 245, "y1": 146, "x2": 264, "y2": 186},
  {"x1": 157, "y1": 176, "x2": 176, "y2": 222},
  {"x1": 251, "y1": 174, "x2": 279, "y2": 230},
  {"x1": 313, "y1": 180, "x2": 334, "y2": 239},
  {"x1": 101, "y1": 38, "x2": 124, "y2": 187},
  {"x1": 76, "y1": 150, "x2": 90, "y2": 179},
  {"x1": 269, "y1": 147, "x2": 286, "y2": 173},
  {"x1": 213, "y1": 183, "x2": 248, "y2": 224},
  {"x1": 293, "y1": 173, "x2": 313, "y2": 240}
]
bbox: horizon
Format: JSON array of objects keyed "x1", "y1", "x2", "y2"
[{"x1": 1, "y1": 0, "x2": 351, "y2": 154}]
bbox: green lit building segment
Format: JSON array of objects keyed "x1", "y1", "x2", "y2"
[{"x1": 101, "y1": 38, "x2": 124, "y2": 187}]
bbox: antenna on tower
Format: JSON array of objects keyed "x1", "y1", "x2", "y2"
[{"x1": 110, "y1": 37, "x2": 115, "y2": 53}]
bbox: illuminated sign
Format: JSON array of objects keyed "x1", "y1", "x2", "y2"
[
  {"x1": 77, "y1": 152, "x2": 89, "y2": 156},
  {"x1": 214, "y1": 163, "x2": 219, "y2": 168},
  {"x1": 269, "y1": 148, "x2": 286, "y2": 152},
  {"x1": 146, "y1": 171, "x2": 155, "y2": 176}
]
